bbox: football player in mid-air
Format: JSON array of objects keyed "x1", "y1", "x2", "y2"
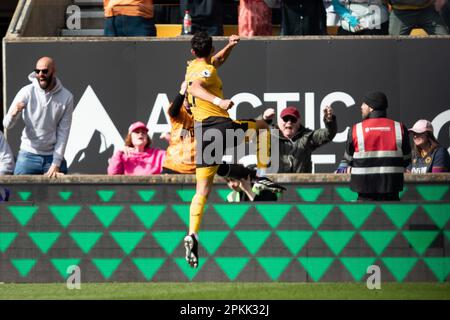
[{"x1": 183, "y1": 31, "x2": 286, "y2": 268}]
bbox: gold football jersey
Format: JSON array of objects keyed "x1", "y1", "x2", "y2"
[{"x1": 185, "y1": 59, "x2": 229, "y2": 121}]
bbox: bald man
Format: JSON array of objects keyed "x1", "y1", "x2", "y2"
[{"x1": 3, "y1": 57, "x2": 74, "y2": 177}]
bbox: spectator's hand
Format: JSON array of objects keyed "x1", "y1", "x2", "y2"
[
  {"x1": 120, "y1": 146, "x2": 135, "y2": 156},
  {"x1": 228, "y1": 35, "x2": 240, "y2": 48},
  {"x1": 239, "y1": 176, "x2": 252, "y2": 191},
  {"x1": 435, "y1": 0, "x2": 447, "y2": 11},
  {"x1": 263, "y1": 108, "x2": 275, "y2": 121},
  {"x1": 239, "y1": 176, "x2": 256, "y2": 201},
  {"x1": 343, "y1": 13, "x2": 360, "y2": 28},
  {"x1": 160, "y1": 132, "x2": 171, "y2": 143},
  {"x1": 219, "y1": 99, "x2": 234, "y2": 110},
  {"x1": 12, "y1": 102, "x2": 26, "y2": 117},
  {"x1": 45, "y1": 164, "x2": 61, "y2": 178},
  {"x1": 323, "y1": 106, "x2": 334, "y2": 122},
  {"x1": 179, "y1": 81, "x2": 187, "y2": 95},
  {"x1": 352, "y1": 24, "x2": 363, "y2": 32}
]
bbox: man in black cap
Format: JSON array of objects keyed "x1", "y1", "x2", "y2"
[{"x1": 336, "y1": 91, "x2": 411, "y2": 201}]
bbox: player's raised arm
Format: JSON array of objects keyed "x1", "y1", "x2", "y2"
[
  {"x1": 212, "y1": 35, "x2": 240, "y2": 68},
  {"x1": 189, "y1": 79, "x2": 234, "y2": 110}
]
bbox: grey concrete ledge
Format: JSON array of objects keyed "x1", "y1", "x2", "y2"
[
  {"x1": 5, "y1": 35, "x2": 450, "y2": 43},
  {"x1": 0, "y1": 173, "x2": 449, "y2": 185}
]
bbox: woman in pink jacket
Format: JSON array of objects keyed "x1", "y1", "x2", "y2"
[{"x1": 107, "y1": 121, "x2": 165, "y2": 175}]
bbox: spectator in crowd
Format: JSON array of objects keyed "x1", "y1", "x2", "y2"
[
  {"x1": 336, "y1": 91, "x2": 411, "y2": 201},
  {"x1": 238, "y1": 0, "x2": 273, "y2": 36},
  {"x1": 224, "y1": 176, "x2": 279, "y2": 202},
  {"x1": 180, "y1": 0, "x2": 224, "y2": 36},
  {"x1": 104, "y1": 0, "x2": 156, "y2": 36},
  {"x1": 388, "y1": 0, "x2": 449, "y2": 35},
  {"x1": 3, "y1": 57, "x2": 74, "y2": 177},
  {"x1": 407, "y1": 119, "x2": 450, "y2": 173},
  {"x1": 162, "y1": 81, "x2": 196, "y2": 174},
  {"x1": 0, "y1": 131, "x2": 15, "y2": 175},
  {"x1": 107, "y1": 121, "x2": 165, "y2": 175},
  {"x1": 265, "y1": 106, "x2": 337, "y2": 173},
  {"x1": 223, "y1": 161, "x2": 279, "y2": 202},
  {"x1": 280, "y1": 0, "x2": 327, "y2": 35},
  {"x1": 332, "y1": 0, "x2": 389, "y2": 35}
]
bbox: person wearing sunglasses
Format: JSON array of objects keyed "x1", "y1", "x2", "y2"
[
  {"x1": 264, "y1": 105, "x2": 337, "y2": 173},
  {"x1": 407, "y1": 119, "x2": 450, "y2": 174},
  {"x1": 3, "y1": 56, "x2": 74, "y2": 177}
]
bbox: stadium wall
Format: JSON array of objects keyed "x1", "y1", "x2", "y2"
[
  {"x1": 0, "y1": 174, "x2": 449, "y2": 283},
  {"x1": 3, "y1": 37, "x2": 450, "y2": 174}
]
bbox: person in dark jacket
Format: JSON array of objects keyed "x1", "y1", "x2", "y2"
[
  {"x1": 280, "y1": 0, "x2": 327, "y2": 35},
  {"x1": 265, "y1": 105, "x2": 337, "y2": 173},
  {"x1": 180, "y1": 0, "x2": 224, "y2": 36},
  {"x1": 336, "y1": 91, "x2": 412, "y2": 201}
]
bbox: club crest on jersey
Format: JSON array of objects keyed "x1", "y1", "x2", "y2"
[{"x1": 201, "y1": 69, "x2": 211, "y2": 78}]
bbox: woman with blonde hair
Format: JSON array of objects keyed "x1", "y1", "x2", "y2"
[{"x1": 407, "y1": 119, "x2": 450, "y2": 174}]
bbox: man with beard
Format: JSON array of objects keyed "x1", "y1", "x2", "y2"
[
  {"x1": 336, "y1": 91, "x2": 411, "y2": 201},
  {"x1": 3, "y1": 57, "x2": 74, "y2": 177},
  {"x1": 264, "y1": 105, "x2": 337, "y2": 173}
]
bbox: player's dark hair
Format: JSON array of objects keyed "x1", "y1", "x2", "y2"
[{"x1": 191, "y1": 32, "x2": 213, "y2": 58}]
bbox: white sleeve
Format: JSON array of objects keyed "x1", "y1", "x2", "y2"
[
  {"x1": 3, "y1": 86, "x2": 30, "y2": 129},
  {"x1": 0, "y1": 132, "x2": 15, "y2": 175}
]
